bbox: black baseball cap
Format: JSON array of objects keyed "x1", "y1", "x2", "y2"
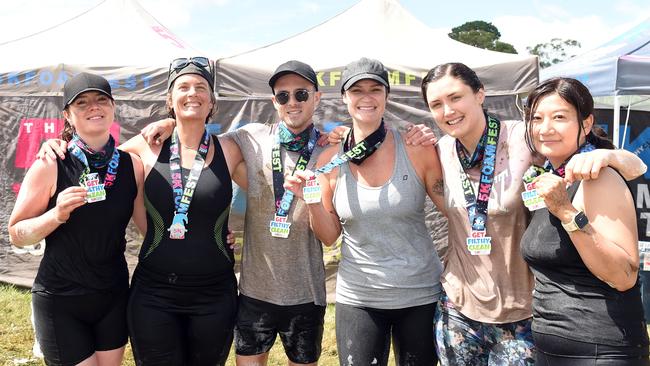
[
  {"x1": 341, "y1": 57, "x2": 390, "y2": 93},
  {"x1": 269, "y1": 60, "x2": 318, "y2": 92},
  {"x1": 63, "y1": 72, "x2": 113, "y2": 108}
]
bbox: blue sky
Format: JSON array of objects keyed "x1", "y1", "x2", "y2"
[{"x1": 1, "y1": 0, "x2": 649, "y2": 57}]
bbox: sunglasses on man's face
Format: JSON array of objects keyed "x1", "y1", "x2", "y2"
[
  {"x1": 274, "y1": 89, "x2": 313, "y2": 105},
  {"x1": 169, "y1": 57, "x2": 211, "y2": 75}
]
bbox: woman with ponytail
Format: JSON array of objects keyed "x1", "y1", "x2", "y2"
[
  {"x1": 521, "y1": 77, "x2": 649, "y2": 364},
  {"x1": 8, "y1": 72, "x2": 146, "y2": 366}
]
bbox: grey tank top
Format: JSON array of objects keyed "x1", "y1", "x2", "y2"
[{"x1": 333, "y1": 129, "x2": 443, "y2": 309}]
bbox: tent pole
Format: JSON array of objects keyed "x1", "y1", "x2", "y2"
[{"x1": 613, "y1": 95, "x2": 621, "y2": 148}]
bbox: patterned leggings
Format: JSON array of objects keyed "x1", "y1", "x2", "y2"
[{"x1": 434, "y1": 296, "x2": 535, "y2": 366}]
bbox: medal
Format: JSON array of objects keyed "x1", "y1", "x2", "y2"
[
  {"x1": 466, "y1": 230, "x2": 492, "y2": 255},
  {"x1": 302, "y1": 177, "x2": 322, "y2": 204},
  {"x1": 521, "y1": 165, "x2": 546, "y2": 211},
  {"x1": 168, "y1": 212, "x2": 188, "y2": 239},
  {"x1": 83, "y1": 172, "x2": 106, "y2": 203},
  {"x1": 269, "y1": 215, "x2": 291, "y2": 238}
]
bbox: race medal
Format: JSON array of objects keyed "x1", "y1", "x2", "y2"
[
  {"x1": 466, "y1": 230, "x2": 492, "y2": 255},
  {"x1": 522, "y1": 165, "x2": 546, "y2": 211},
  {"x1": 168, "y1": 212, "x2": 188, "y2": 240},
  {"x1": 303, "y1": 177, "x2": 322, "y2": 204},
  {"x1": 269, "y1": 215, "x2": 291, "y2": 238},
  {"x1": 83, "y1": 172, "x2": 106, "y2": 203},
  {"x1": 521, "y1": 182, "x2": 546, "y2": 211}
]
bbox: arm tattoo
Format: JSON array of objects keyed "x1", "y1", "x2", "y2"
[{"x1": 431, "y1": 179, "x2": 444, "y2": 196}]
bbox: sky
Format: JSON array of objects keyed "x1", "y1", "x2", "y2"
[{"x1": 0, "y1": 0, "x2": 649, "y2": 58}]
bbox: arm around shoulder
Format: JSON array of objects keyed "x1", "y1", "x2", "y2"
[{"x1": 129, "y1": 152, "x2": 147, "y2": 235}]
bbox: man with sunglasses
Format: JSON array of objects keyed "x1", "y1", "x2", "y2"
[{"x1": 225, "y1": 60, "x2": 328, "y2": 366}]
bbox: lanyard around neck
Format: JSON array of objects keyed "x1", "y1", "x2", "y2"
[
  {"x1": 457, "y1": 115, "x2": 500, "y2": 232},
  {"x1": 272, "y1": 123, "x2": 320, "y2": 217},
  {"x1": 169, "y1": 128, "x2": 210, "y2": 218}
]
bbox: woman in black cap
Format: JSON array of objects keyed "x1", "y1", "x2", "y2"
[
  {"x1": 285, "y1": 57, "x2": 446, "y2": 365},
  {"x1": 8, "y1": 72, "x2": 146, "y2": 366},
  {"x1": 123, "y1": 57, "x2": 244, "y2": 366}
]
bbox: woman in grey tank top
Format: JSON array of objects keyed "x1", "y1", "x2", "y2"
[{"x1": 284, "y1": 57, "x2": 447, "y2": 365}]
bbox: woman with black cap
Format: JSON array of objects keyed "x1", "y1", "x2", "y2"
[
  {"x1": 123, "y1": 57, "x2": 243, "y2": 366},
  {"x1": 284, "y1": 57, "x2": 446, "y2": 365},
  {"x1": 8, "y1": 72, "x2": 146, "y2": 366}
]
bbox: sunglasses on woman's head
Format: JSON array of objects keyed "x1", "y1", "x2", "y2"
[
  {"x1": 169, "y1": 57, "x2": 211, "y2": 75},
  {"x1": 274, "y1": 89, "x2": 313, "y2": 105}
]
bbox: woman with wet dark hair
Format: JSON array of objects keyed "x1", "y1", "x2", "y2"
[{"x1": 521, "y1": 77, "x2": 649, "y2": 365}]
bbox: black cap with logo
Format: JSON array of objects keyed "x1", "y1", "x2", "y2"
[{"x1": 269, "y1": 60, "x2": 318, "y2": 92}]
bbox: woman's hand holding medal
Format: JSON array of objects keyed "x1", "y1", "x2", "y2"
[
  {"x1": 533, "y1": 173, "x2": 575, "y2": 218},
  {"x1": 53, "y1": 186, "x2": 88, "y2": 223},
  {"x1": 283, "y1": 169, "x2": 321, "y2": 204}
]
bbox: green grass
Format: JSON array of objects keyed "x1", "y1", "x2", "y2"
[{"x1": 0, "y1": 284, "x2": 344, "y2": 366}]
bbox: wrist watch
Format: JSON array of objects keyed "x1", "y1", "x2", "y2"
[{"x1": 562, "y1": 211, "x2": 589, "y2": 232}]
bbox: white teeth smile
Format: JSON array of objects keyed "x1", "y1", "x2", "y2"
[
  {"x1": 287, "y1": 111, "x2": 301, "y2": 115},
  {"x1": 88, "y1": 116, "x2": 103, "y2": 120},
  {"x1": 184, "y1": 102, "x2": 200, "y2": 107},
  {"x1": 358, "y1": 106, "x2": 375, "y2": 110},
  {"x1": 447, "y1": 117, "x2": 463, "y2": 125}
]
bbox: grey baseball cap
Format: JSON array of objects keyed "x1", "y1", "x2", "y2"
[{"x1": 341, "y1": 57, "x2": 390, "y2": 93}]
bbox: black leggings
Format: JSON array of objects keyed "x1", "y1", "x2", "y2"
[
  {"x1": 534, "y1": 332, "x2": 650, "y2": 366},
  {"x1": 335, "y1": 302, "x2": 438, "y2": 366},
  {"x1": 127, "y1": 280, "x2": 237, "y2": 366}
]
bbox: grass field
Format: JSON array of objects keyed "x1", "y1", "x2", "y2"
[{"x1": 0, "y1": 284, "x2": 343, "y2": 366}]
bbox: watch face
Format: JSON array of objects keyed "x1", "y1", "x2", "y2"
[{"x1": 575, "y1": 211, "x2": 589, "y2": 229}]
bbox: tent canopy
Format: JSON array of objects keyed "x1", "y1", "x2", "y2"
[
  {"x1": 216, "y1": 0, "x2": 538, "y2": 99},
  {"x1": 0, "y1": 0, "x2": 206, "y2": 100},
  {"x1": 541, "y1": 17, "x2": 650, "y2": 97}
]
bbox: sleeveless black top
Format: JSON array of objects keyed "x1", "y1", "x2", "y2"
[
  {"x1": 521, "y1": 180, "x2": 649, "y2": 347},
  {"x1": 34, "y1": 150, "x2": 136, "y2": 295},
  {"x1": 135, "y1": 136, "x2": 234, "y2": 287}
]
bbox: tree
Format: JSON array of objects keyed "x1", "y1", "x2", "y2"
[
  {"x1": 527, "y1": 38, "x2": 582, "y2": 68},
  {"x1": 449, "y1": 20, "x2": 517, "y2": 54}
]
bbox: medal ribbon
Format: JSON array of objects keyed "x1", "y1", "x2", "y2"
[
  {"x1": 457, "y1": 125, "x2": 488, "y2": 169},
  {"x1": 273, "y1": 123, "x2": 320, "y2": 217},
  {"x1": 524, "y1": 142, "x2": 598, "y2": 182},
  {"x1": 457, "y1": 115, "x2": 500, "y2": 232},
  {"x1": 68, "y1": 133, "x2": 120, "y2": 188},
  {"x1": 344, "y1": 119, "x2": 387, "y2": 165},
  {"x1": 315, "y1": 119, "x2": 387, "y2": 175},
  {"x1": 169, "y1": 128, "x2": 210, "y2": 227},
  {"x1": 544, "y1": 142, "x2": 597, "y2": 178}
]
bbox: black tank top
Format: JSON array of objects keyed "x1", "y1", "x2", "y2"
[
  {"x1": 136, "y1": 136, "x2": 234, "y2": 286},
  {"x1": 521, "y1": 179, "x2": 649, "y2": 347},
  {"x1": 34, "y1": 150, "x2": 136, "y2": 295}
]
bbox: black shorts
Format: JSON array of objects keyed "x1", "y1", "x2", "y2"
[
  {"x1": 234, "y1": 294, "x2": 326, "y2": 364},
  {"x1": 32, "y1": 288, "x2": 128, "y2": 366}
]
